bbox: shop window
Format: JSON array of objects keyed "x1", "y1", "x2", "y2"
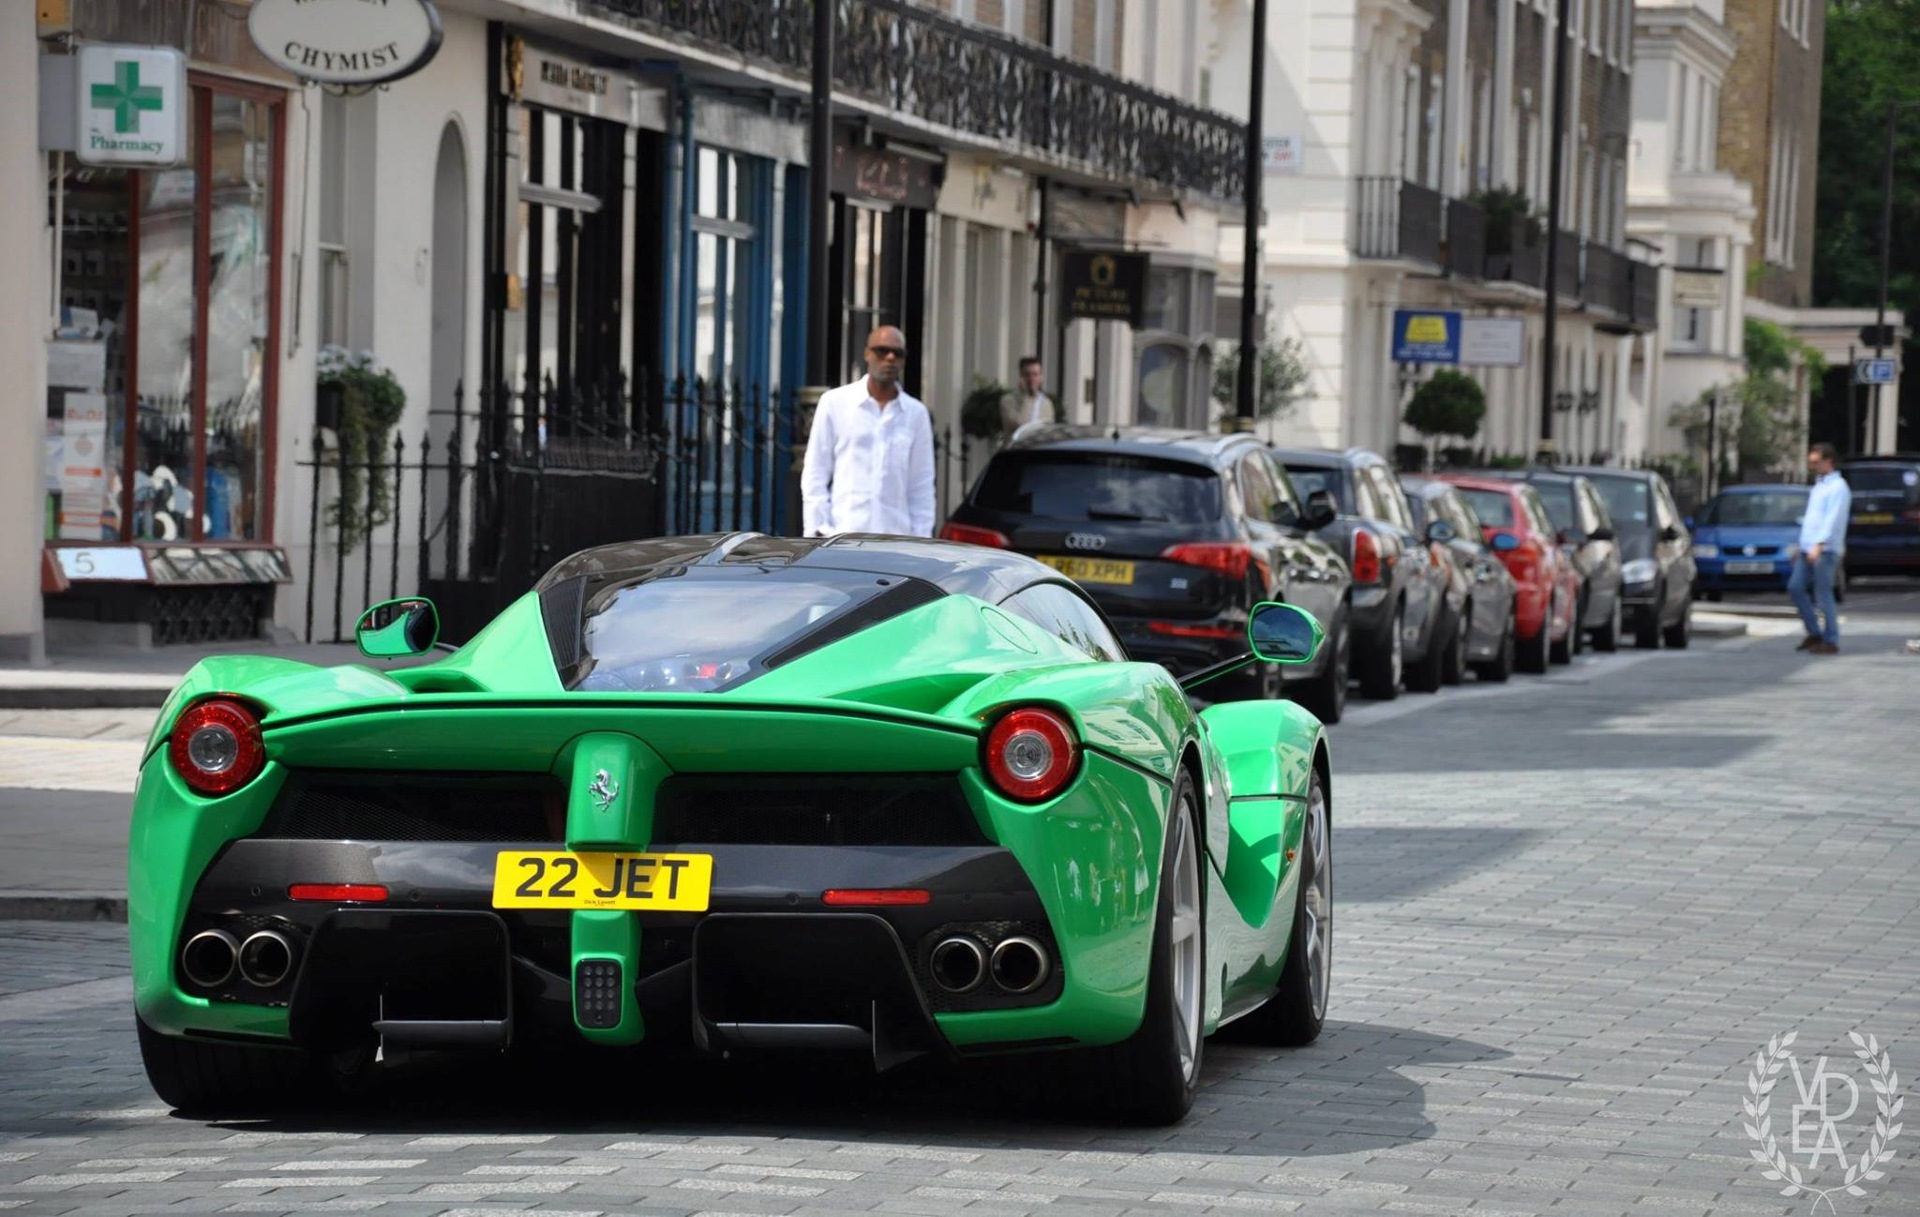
[
  {"x1": 317, "y1": 90, "x2": 349, "y2": 349},
  {"x1": 49, "y1": 77, "x2": 282, "y2": 546},
  {"x1": 1136, "y1": 343, "x2": 1189, "y2": 428},
  {"x1": 693, "y1": 147, "x2": 761, "y2": 392}
]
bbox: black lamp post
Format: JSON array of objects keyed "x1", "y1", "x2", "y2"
[
  {"x1": 1539, "y1": 0, "x2": 1573, "y2": 457},
  {"x1": 1870, "y1": 100, "x2": 1920, "y2": 453},
  {"x1": 1236, "y1": 0, "x2": 1269, "y2": 429}
]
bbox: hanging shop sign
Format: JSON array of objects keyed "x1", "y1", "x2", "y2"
[
  {"x1": 1391, "y1": 308, "x2": 1462, "y2": 363},
  {"x1": 247, "y1": 0, "x2": 443, "y2": 86},
  {"x1": 502, "y1": 38, "x2": 665, "y2": 129},
  {"x1": 1059, "y1": 251, "x2": 1148, "y2": 328},
  {"x1": 1671, "y1": 266, "x2": 1726, "y2": 310},
  {"x1": 1459, "y1": 317, "x2": 1526, "y2": 367},
  {"x1": 74, "y1": 45, "x2": 187, "y2": 167},
  {"x1": 833, "y1": 141, "x2": 941, "y2": 211}
]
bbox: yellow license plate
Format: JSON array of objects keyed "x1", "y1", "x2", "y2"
[
  {"x1": 491, "y1": 851, "x2": 713, "y2": 911},
  {"x1": 1855, "y1": 512, "x2": 1894, "y2": 524},
  {"x1": 1037, "y1": 554, "x2": 1136, "y2": 584}
]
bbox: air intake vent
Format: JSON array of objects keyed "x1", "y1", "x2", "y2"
[
  {"x1": 651, "y1": 774, "x2": 986, "y2": 847},
  {"x1": 259, "y1": 774, "x2": 562, "y2": 843}
]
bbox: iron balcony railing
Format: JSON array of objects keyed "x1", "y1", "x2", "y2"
[
  {"x1": 1582, "y1": 240, "x2": 1628, "y2": 317},
  {"x1": 1630, "y1": 257, "x2": 1659, "y2": 329},
  {"x1": 1354, "y1": 177, "x2": 1443, "y2": 265},
  {"x1": 1443, "y1": 196, "x2": 1486, "y2": 281},
  {"x1": 588, "y1": 0, "x2": 1246, "y2": 202},
  {"x1": 1484, "y1": 218, "x2": 1545, "y2": 288},
  {"x1": 1554, "y1": 230, "x2": 1582, "y2": 300}
]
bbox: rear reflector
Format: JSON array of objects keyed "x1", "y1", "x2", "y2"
[
  {"x1": 288, "y1": 883, "x2": 389, "y2": 903},
  {"x1": 821, "y1": 888, "x2": 933, "y2": 906},
  {"x1": 939, "y1": 523, "x2": 1010, "y2": 548},
  {"x1": 1147, "y1": 620, "x2": 1242, "y2": 639}
]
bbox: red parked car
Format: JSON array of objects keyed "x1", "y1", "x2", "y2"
[{"x1": 1431, "y1": 475, "x2": 1579, "y2": 674}]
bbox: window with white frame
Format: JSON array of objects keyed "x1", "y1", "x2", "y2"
[
  {"x1": 1672, "y1": 63, "x2": 1690, "y2": 168},
  {"x1": 1766, "y1": 126, "x2": 1799, "y2": 267},
  {"x1": 317, "y1": 90, "x2": 350, "y2": 349}
]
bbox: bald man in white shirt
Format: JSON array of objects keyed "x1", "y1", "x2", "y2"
[{"x1": 801, "y1": 326, "x2": 936, "y2": 537}]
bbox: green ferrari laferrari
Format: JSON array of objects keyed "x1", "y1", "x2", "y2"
[{"x1": 130, "y1": 533, "x2": 1333, "y2": 1123}]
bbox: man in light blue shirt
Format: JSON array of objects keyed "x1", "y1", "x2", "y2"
[{"x1": 1789, "y1": 443, "x2": 1851, "y2": 653}]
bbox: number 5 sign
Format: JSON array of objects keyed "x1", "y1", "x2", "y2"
[{"x1": 54, "y1": 546, "x2": 149, "y2": 581}]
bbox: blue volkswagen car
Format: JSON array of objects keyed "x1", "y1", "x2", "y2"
[{"x1": 1690, "y1": 484, "x2": 1845, "y2": 599}]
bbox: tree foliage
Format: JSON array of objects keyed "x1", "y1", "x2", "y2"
[
  {"x1": 1403, "y1": 369, "x2": 1488, "y2": 440},
  {"x1": 1212, "y1": 337, "x2": 1312, "y2": 424},
  {"x1": 1814, "y1": 0, "x2": 1920, "y2": 315},
  {"x1": 1670, "y1": 320, "x2": 1818, "y2": 479}
]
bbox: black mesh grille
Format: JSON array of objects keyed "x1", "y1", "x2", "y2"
[
  {"x1": 260, "y1": 774, "x2": 561, "y2": 843},
  {"x1": 651, "y1": 774, "x2": 986, "y2": 847}
]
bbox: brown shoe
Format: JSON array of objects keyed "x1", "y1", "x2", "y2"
[
  {"x1": 1796, "y1": 636, "x2": 1821, "y2": 651},
  {"x1": 1809, "y1": 642, "x2": 1839, "y2": 655}
]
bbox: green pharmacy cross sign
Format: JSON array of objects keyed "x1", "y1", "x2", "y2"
[
  {"x1": 91, "y1": 60, "x2": 164, "y2": 134},
  {"x1": 75, "y1": 45, "x2": 187, "y2": 167}
]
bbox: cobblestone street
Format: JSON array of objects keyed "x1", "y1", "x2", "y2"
[{"x1": 2, "y1": 592, "x2": 1916, "y2": 1217}]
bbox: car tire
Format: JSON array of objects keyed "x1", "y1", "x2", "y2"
[
  {"x1": 1357, "y1": 603, "x2": 1403, "y2": 700},
  {"x1": 1591, "y1": 594, "x2": 1621, "y2": 652},
  {"x1": 1291, "y1": 610, "x2": 1349, "y2": 724},
  {"x1": 1474, "y1": 615, "x2": 1515, "y2": 683},
  {"x1": 1634, "y1": 585, "x2": 1663, "y2": 649},
  {"x1": 1404, "y1": 606, "x2": 1446, "y2": 694},
  {"x1": 1517, "y1": 612, "x2": 1550, "y2": 675},
  {"x1": 1663, "y1": 598, "x2": 1692, "y2": 649},
  {"x1": 1073, "y1": 769, "x2": 1205, "y2": 1124},
  {"x1": 1704, "y1": 589, "x2": 1724, "y2": 603},
  {"x1": 1440, "y1": 603, "x2": 1470, "y2": 686},
  {"x1": 137, "y1": 1016, "x2": 322, "y2": 1113},
  {"x1": 1550, "y1": 592, "x2": 1580, "y2": 665},
  {"x1": 1236, "y1": 764, "x2": 1330, "y2": 1046}
]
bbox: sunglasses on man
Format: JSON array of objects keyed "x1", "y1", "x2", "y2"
[{"x1": 867, "y1": 345, "x2": 907, "y2": 361}]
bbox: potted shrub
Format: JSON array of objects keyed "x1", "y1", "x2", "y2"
[{"x1": 315, "y1": 345, "x2": 407, "y2": 551}]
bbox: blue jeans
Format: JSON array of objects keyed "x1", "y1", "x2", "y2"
[{"x1": 1788, "y1": 550, "x2": 1841, "y2": 644}]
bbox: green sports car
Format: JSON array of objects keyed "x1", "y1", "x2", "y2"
[{"x1": 130, "y1": 533, "x2": 1334, "y2": 1123}]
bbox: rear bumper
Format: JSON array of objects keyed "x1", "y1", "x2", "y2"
[
  {"x1": 1844, "y1": 535, "x2": 1920, "y2": 571},
  {"x1": 1694, "y1": 558, "x2": 1791, "y2": 591}
]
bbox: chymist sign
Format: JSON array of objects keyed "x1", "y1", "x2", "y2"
[
  {"x1": 248, "y1": 0, "x2": 444, "y2": 86},
  {"x1": 75, "y1": 46, "x2": 187, "y2": 167}
]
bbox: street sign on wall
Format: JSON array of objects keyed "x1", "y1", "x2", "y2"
[
  {"x1": 248, "y1": 0, "x2": 443, "y2": 86},
  {"x1": 1392, "y1": 309, "x2": 1461, "y2": 363},
  {"x1": 1853, "y1": 358, "x2": 1898, "y2": 385},
  {"x1": 1671, "y1": 266, "x2": 1726, "y2": 310},
  {"x1": 1262, "y1": 135, "x2": 1303, "y2": 175},
  {"x1": 1459, "y1": 317, "x2": 1525, "y2": 367},
  {"x1": 74, "y1": 46, "x2": 186, "y2": 167}
]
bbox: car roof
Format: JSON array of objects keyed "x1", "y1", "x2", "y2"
[
  {"x1": 1550, "y1": 465, "x2": 1661, "y2": 484},
  {"x1": 1716, "y1": 482, "x2": 1807, "y2": 494},
  {"x1": 1270, "y1": 445, "x2": 1388, "y2": 470},
  {"x1": 1003, "y1": 424, "x2": 1262, "y2": 471},
  {"x1": 535, "y1": 532, "x2": 1058, "y2": 604},
  {"x1": 1398, "y1": 475, "x2": 1457, "y2": 500},
  {"x1": 1429, "y1": 472, "x2": 1531, "y2": 494}
]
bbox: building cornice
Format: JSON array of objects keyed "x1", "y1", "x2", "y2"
[{"x1": 1632, "y1": 7, "x2": 1736, "y2": 76}]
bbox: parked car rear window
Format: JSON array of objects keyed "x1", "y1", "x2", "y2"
[
  {"x1": 1283, "y1": 466, "x2": 1349, "y2": 512},
  {"x1": 1532, "y1": 481, "x2": 1575, "y2": 531},
  {"x1": 973, "y1": 454, "x2": 1223, "y2": 523},
  {"x1": 1701, "y1": 490, "x2": 1808, "y2": 525},
  {"x1": 1456, "y1": 488, "x2": 1515, "y2": 527},
  {"x1": 1587, "y1": 476, "x2": 1652, "y2": 528},
  {"x1": 1843, "y1": 465, "x2": 1920, "y2": 497}
]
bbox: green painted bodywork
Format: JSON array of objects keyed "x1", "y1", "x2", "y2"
[{"x1": 130, "y1": 587, "x2": 1328, "y2": 1054}]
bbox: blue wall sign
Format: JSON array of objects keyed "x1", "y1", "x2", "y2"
[{"x1": 1392, "y1": 309, "x2": 1462, "y2": 364}]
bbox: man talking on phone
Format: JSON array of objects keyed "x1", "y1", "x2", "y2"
[
  {"x1": 1789, "y1": 442, "x2": 1851, "y2": 654},
  {"x1": 801, "y1": 325, "x2": 936, "y2": 538}
]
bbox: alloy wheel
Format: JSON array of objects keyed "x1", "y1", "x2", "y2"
[
  {"x1": 1301, "y1": 780, "x2": 1332, "y2": 1020},
  {"x1": 1167, "y1": 800, "x2": 1204, "y2": 1085}
]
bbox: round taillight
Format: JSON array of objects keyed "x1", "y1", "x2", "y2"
[
  {"x1": 168, "y1": 699, "x2": 266, "y2": 797},
  {"x1": 984, "y1": 708, "x2": 1079, "y2": 803}
]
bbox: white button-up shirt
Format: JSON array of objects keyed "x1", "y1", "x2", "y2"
[
  {"x1": 1799, "y1": 469, "x2": 1852, "y2": 553},
  {"x1": 800, "y1": 376, "x2": 936, "y2": 537}
]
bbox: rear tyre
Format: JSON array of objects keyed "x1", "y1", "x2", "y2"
[
  {"x1": 1072, "y1": 771, "x2": 1205, "y2": 1124},
  {"x1": 137, "y1": 1016, "x2": 323, "y2": 1113},
  {"x1": 1634, "y1": 586, "x2": 1663, "y2": 649},
  {"x1": 1291, "y1": 611, "x2": 1349, "y2": 724},
  {"x1": 1550, "y1": 592, "x2": 1580, "y2": 665},
  {"x1": 1517, "y1": 612, "x2": 1550, "y2": 674},
  {"x1": 1474, "y1": 616, "x2": 1515, "y2": 683},
  {"x1": 1357, "y1": 604, "x2": 1404, "y2": 700},
  {"x1": 1440, "y1": 604, "x2": 1470, "y2": 686},
  {"x1": 1403, "y1": 607, "x2": 1446, "y2": 694},
  {"x1": 1236, "y1": 765, "x2": 1330, "y2": 1046},
  {"x1": 1663, "y1": 598, "x2": 1692, "y2": 649},
  {"x1": 1592, "y1": 595, "x2": 1621, "y2": 652}
]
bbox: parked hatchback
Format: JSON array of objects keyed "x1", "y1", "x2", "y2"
[
  {"x1": 940, "y1": 427, "x2": 1353, "y2": 717},
  {"x1": 1273, "y1": 447, "x2": 1449, "y2": 698},
  {"x1": 1553, "y1": 466, "x2": 1695, "y2": 648},
  {"x1": 1431, "y1": 474, "x2": 1579, "y2": 673},
  {"x1": 1840, "y1": 457, "x2": 1920, "y2": 577},
  {"x1": 1484, "y1": 470, "x2": 1626, "y2": 655},
  {"x1": 1402, "y1": 475, "x2": 1519, "y2": 682}
]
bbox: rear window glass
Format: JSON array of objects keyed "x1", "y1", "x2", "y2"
[
  {"x1": 570, "y1": 570, "x2": 926, "y2": 693},
  {"x1": 1588, "y1": 477, "x2": 1651, "y2": 528},
  {"x1": 1702, "y1": 490, "x2": 1808, "y2": 526},
  {"x1": 1284, "y1": 466, "x2": 1349, "y2": 512},
  {"x1": 1844, "y1": 466, "x2": 1920, "y2": 496},
  {"x1": 1532, "y1": 482, "x2": 1575, "y2": 530},
  {"x1": 1456, "y1": 488, "x2": 1514, "y2": 527},
  {"x1": 973, "y1": 455, "x2": 1222, "y2": 524}
]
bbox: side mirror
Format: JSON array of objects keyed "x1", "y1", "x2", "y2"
[
  {"x1": 1424, "y1": 518, "x2": 1457, "y2": 544},
  {"x1": 1248, "y1": 601, "x2": 1324, "y2": 665},
  {"x1": 1490, "y1": 532, "x2": 1521, "y2": 552},
  {"x1": 356, "y1": 597, "x2": 440, "y2": 658},
  {"x1": 1302, "y1": 489, "x2": 1337, "y2": 530},
  {"x1": 1588, "y1": 526, "x2": 1616, "y2": 543}
]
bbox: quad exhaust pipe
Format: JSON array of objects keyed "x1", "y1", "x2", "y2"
[
  {"x1": 928, "y1": 936, "x2": 986, "y2": 994},
  {"x1": 237, "y1": 930, "x2": 296, "y2": 988},
  {"x1": 181, "y1": 929, "x2": 238, "y2": 988},
  {"x1": 989, "y1": 936, "x2": 1050, "y2": 994}
]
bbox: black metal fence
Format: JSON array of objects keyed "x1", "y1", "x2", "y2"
[
  {"x1": 297, "y1": 378, "x2": 979, "y2": 644},
  {"x1": 1354, "y1": 177, "x2": 1443, "y2": 264}
]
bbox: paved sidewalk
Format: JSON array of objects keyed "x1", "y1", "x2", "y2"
[{"x1": 0, "y1": 640, "x2": 427, "y2": 708}]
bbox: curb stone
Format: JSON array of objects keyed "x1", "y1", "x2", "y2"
[{"x1": 0, "y1": 892, "x2": 128, "y2": 922}]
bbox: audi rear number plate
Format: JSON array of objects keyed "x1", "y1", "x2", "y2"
[
  {"x1": 491, "y1": 851, "x2": 712, "y2": 911},
  {"x1": 1723, "y1": 560, "x2": 1774, "y2": 574},
  {"x1": 1038, "y1": 555, "x2": 1135, "y2": 584}
]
